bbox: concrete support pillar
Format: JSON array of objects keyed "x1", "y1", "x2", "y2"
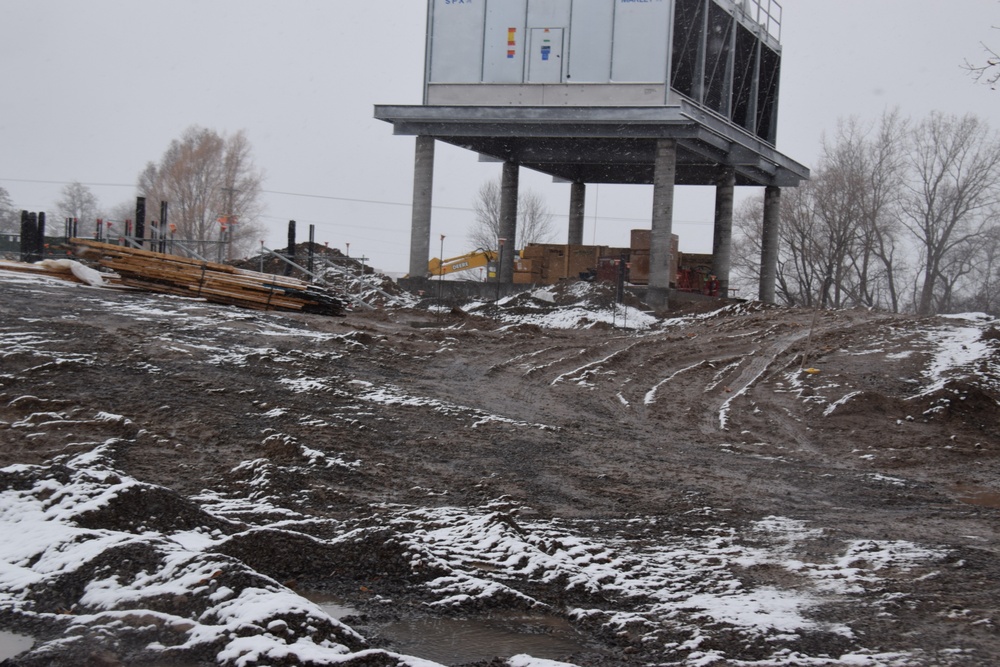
[
  {"x1": 567, "y1": 181, "x2": 586, "y2": 246},
  {"x1": 408, "y1": 136, "x2": 435, "y2": 279},
  {"x1": 498, "y1": 161, "x2": 519, "y2": 283},
  {"x1": 648, "y1": 139, "x2": 677, "y2": 310},
  {"x1": 759, "y1": 185, "x2": 781, "y2": 304},
  {"x1": 711, "y1": 168, "x2": 736, "y2": 298}
]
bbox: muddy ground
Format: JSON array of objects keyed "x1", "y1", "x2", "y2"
[{"x1": 0, "y1": 271, "x2": 998, "y2": 666}]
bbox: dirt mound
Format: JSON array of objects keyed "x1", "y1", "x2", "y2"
[
  {"x1": 232, "y1": 242, "x2": 363, "y2": 278},
  {"x1": 823, "y1": 389, "x2": 908, "y2": 419},
  {"x1": 912, "y1": 380, "x2": 1000, "y2": 433},
  {"x1": 214, "y1": 526, "x2": 444, "y2": 590},
  {"x1": 232, "y1": 243, "x2": 416, "y2": 308},
  {"x1": 74, "y1": 482, "x2": 236, "y2": 534}
]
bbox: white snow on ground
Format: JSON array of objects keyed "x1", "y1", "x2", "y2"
[
  {"x1": 774, "y1": 312, "x2": 1000, "y2": 417},
  {"x1": 350, "y1": 381, "x2": 558, "y2": 431},
  {"x1": 550, "y1": 342, "x2": 639, "y2": 387},
  {"x1": 0, "y1": 447, "x2": 350, "y2": 648},
  {"x1": 645, "y1": 361, "x2": 710, "y2": 405},
  {"x1": 507, "y1": 656, "x2": 580, "y2": 667},
  {"x1": 917, "y1": 314, "x2": 999, "y2": 396},
  {"x1": 0, "y1": 445, "x2": 951, "y2": 666},
  {"x1": 0, "y1": 444, "x2": 449, "y2": 667},
  {"x1": 823, "y1": 390, "x2": 863, "y2": 416},
  {"x1": 0, "y1": 269, "x2": 984, "y2": 666},
  {"x1": 500, "y1": 305, "x2": 658, "y2": 331},
  {"x1": 385, "y1": 505, "x2": 946, "y2": 665},
  {"x1": 470, "y1": 283, "x2": 660, "y2": 331}
]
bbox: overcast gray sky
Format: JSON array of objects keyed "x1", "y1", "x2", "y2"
[{"x1": 1, "y1": 0, "x2": 997, "y2": 273}]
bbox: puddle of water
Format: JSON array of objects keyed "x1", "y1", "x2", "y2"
[
  {"x1": 300, "y1": 592, "x2": 593, "y2": 663},
  {"x1": 300, "y1": 591, "x2": 362, "y2": 620},
  {"x1": 0, "y1": 630, "x2": 33, "y2": 660},
  {"x1": 958, "y1": 490, "x2": 1000, "y2": 509},
  {"x1": 317, "y1": 601, "x2": 361, "y2": 620},
  {"x1": 377, "y1": 612, "x2": 590, "y2": 665}
]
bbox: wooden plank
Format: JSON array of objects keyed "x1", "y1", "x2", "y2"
[
  {"x1": 71, "y1": 239, "x2": 237, "y2": 273},
  {"x1": 69, "y1": 238, "x2": 345, "y2": 316},
  {"x1": 116, "y1": 276, "x2": 307, "y2": 310}
]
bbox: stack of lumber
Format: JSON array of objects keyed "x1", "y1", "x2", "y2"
[{"x1": 70, "y1": 239, "x2": 346, "y2": 317}]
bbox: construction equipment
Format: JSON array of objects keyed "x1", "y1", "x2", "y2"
[{"x1": 428, "y1": 249, "x2": 496, "y2": 277}]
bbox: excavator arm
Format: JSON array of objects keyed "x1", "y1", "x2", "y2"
[{"x1": 428, "y1": 249, "x2": 496, "y2": 276}]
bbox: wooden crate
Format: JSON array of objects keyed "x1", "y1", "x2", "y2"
[{"x1": 630, "y1": 229, "x2": 651, "y2": 251}]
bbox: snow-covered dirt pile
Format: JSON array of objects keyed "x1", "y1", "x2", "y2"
[
  {"x1": 1, "y1": 268, "x2": 999, "y2": 666},
  {"x1": 462, "y1": 281, "x2": 658, "y2": 331},
  {"x1": 233, "y1": 244, "x2": 419, "y2": 310}
]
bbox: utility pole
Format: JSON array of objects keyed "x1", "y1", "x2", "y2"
[{"x1": 438, "y1": 234, "x2": 445, "y2": 317}]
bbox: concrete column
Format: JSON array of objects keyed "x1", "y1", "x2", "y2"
[
  {"x1": 567, "y1": 181, "x2": 586, "y2": 245},
  {"x1": 408, "y1": 136, "x2": 435, "y2": 279},
  {"x1": 498, "y1": 161, "x2": 519, "y2": 283},
  {"x1": 759, "y1": 185, "x2": 781, "y2": 304},
  {"x1": 648, "y1": 139, "x2": 677, "y2": 310},
  {"x1": 711, "y1": 168, "x2": 736, "y2": 298}
]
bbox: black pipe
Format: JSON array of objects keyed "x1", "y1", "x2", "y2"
[
  {"x1": 20, "y1": 211, "x2": 33, "y2": 262},
  {"x1": 285, "y1": 220, "x2": 296, "y2": 276},
  {"x1": 135, "y1": 197, "x2": 146, "y2": 248},
  {"x1": 36, "y1": 212, "x2": 45, "y2": 258},
  {"x1": 308, "y1": 224, "x2": 315, "y2": 277},
  {"x1": 160, "y1": 201, "x2": 168, "y2": 253}
]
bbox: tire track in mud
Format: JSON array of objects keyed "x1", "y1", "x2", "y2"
[
  {"x1": 494, "y1": 317, "x2": 812, "y2": 442},
  {"x1": 707, "y1": 329, "x2": 810, "y2": 434}
]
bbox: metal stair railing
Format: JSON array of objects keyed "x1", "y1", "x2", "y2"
[{"x1": 259, "y1": 247, "x2": 376, "y2": 311}]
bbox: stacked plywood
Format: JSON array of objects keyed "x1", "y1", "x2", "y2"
[{"x1": 70, "y1": 239, "x2": 346, "y2": 317}]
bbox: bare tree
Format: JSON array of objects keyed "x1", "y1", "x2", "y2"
[
  {"x1": 775, "y1": 183, "x2": 823, "y2": 307},
  {"x1": 934, "y1": 236, "x2": 982, "y2": 313},
  {"x1": 900, "y1": 113, "x2": 1000, "y2": 315},
  {"x1": 811, "y1": 153, "x2": 864, "y2": 309},
  {"x1": 734, "y1": 182, "x2": 841, "y2": 308},
  {"x1": 54, "y1": 181, "x2": 100, "y2": 228},
  {"x1": 964, "y1": 40, "x2": 1000, "y2": 89},
  {"x1": 963, "y1": 222, "x2": 1000, "y2": 315},
  {"x1": 824, "y1": 113, "x2": 909, "y2": 312},
  {"x1": 735, "y1": 112, "x2": 1000, "y2": 315},
  {"x1": 733, "y1": 113, "x2": 909, "y2": 312},
  {"x1": 732, "y1": 191, "x2": 810, "y2": 306},
  {"x1": 730, "y1": 196, "x2": 762, "y2": 294},
  {"x1": 138, "y1": 126, "x2": 265, "y2": 258},
  {"x1": 855, "y1": 112, "x2": 909, "y2": 312},
  {"x1": 467, "y1": 179, "x2": 556, "y2": 252},
  {"x1": 0, "y1": 186, "x2": 18, "y2": 233}
]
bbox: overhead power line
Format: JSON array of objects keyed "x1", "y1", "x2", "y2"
[
  {"x1": 2, "y1": 178, "x2": 714, "y2": 226},
  {"x1": 0, "y1": 177, "x2": 135, "y2": 188}
]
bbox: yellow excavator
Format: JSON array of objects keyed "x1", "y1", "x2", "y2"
[{"x1": 428, "y1": 249, "x2": 497, "y2": 277}]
